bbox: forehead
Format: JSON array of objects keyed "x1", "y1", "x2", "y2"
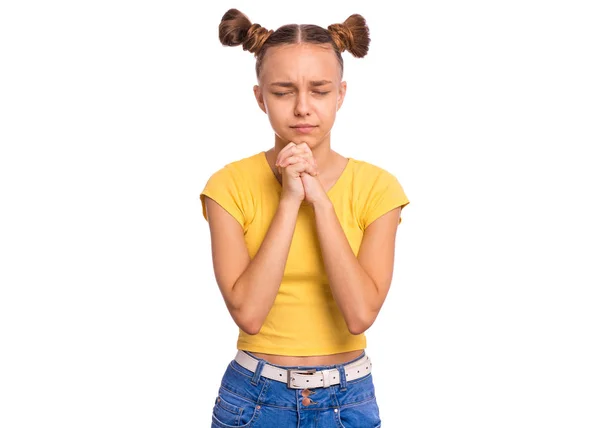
[{"x1": 260, "y1": 43, "x2": 340, "y2": 83}]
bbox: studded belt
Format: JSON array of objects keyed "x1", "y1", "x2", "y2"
[{"x1": 234, "y1": 350, "x2": 373, "y2": 389}]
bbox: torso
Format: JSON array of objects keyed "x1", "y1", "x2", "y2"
[
  {"x1": 259, "y1": 149, "x2": 361, "y2": 366},
  {"x1": 249, "y1": 349, "x2": 364, "y2": 366}
]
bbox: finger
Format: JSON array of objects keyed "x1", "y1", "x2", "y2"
[
  {"x1": 275, "y1": 142, "x2": 297, "y2": 166},
  {"x1": 298, "y1": 166, "x2": 318, "y2": 178},
  {"x1": 282, "y1": 155, "x2": 319, "y2": 180},
  {"x1": 279, "y1": 151, "x2": 308, "y2": 166},
  {"x1": 290, "y1": 159, "x2": 317, "y2": 176},
  {"x1": 305, "y1": 163, "x2": 318, "y2": 176},
  {"x1": 293, "y1": 150, "x2": 317, "y2": 170},
  {"x1": 296, "y1": 142, "x2": 312, "y2": 155},
  {"x1": 294, "y1": 143, "x2": 315, "y2": 166},
  {"x1": 275, "y1": 145, "x2": 295, "y2": 167},
  {"x1": 279, "y1": 155, "x2": 306, "y2": 168},
  {"x1": 279, "y1": 151, "x2": 314, "y2": 168},
  {"x1": 302, "y1": 153, "x2": 317, "y2": 170}
]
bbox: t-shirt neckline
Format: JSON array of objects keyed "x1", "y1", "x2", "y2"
[{"x1": 260, "y1": 151, "x2": 352, "y2": 196}]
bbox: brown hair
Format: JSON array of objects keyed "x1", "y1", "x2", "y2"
[{"x1": 218, "y1": 9, "x2": 370, "y2": 79}]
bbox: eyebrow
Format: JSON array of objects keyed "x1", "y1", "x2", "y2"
[{"x1": 270, "y1": 80, "x2": 333, "y2": 88}]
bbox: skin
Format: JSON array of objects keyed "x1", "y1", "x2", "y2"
[
  {"x1": 253, "y1": 42, "x2": 349, "y2": 198},
  {"x1": 205, "y1": 42, "x2": 402, "y2": 366}
]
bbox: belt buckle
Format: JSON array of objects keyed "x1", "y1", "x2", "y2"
[{"x1": 287, "y1": 368, "x2": 316, "y2": 388}]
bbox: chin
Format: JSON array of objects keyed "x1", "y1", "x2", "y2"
[
  {"x1": 276, "y1": 131, "x2": 322, "y2": 147},
  {"x1": 282, "y1": 135, "x2": 313, "y2": 145}
]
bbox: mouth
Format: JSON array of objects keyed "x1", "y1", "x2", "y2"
[{"x1": 291, "y1": 124, "x2": 317, "y2": 134}]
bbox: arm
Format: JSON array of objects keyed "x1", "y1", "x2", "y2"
[
  {"x1": 312, "y1": 199, "x2": 402, "y2": 335},
  {"x1": 205, "y1": 197, "x2": 301, "y2": 335}
]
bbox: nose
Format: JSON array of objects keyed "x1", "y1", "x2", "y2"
[{"x1": 294, "y1": 92, "x2": 311, "y2": 117}]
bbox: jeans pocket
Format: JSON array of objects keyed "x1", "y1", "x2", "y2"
[
  {"x1": 336, "y1": 396, "x2": 382, "y2": 428},
  {"x1": 211, "y1": 388, "x2": 260, "y2": 428}
]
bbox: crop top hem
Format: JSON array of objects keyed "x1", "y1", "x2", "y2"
[{"x1": 236, "y1": 338, "x2": 367, "y2": 357}]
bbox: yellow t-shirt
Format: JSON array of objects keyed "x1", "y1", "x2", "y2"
[{"x1": 199, "y1": 151, "x2": 410, "y2": 356}]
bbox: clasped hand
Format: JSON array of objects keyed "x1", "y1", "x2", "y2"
[{"x1": 275, "y1": 142, "x2": 328, "y2": 206}]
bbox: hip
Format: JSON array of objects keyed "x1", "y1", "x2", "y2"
[{"x1": 210, "y1": 350, "x2": 382, "y2": 428}]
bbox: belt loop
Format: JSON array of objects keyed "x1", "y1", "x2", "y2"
[
  {"x1": 321, "y1": 369, "x2": 332, "y2": 388},
  {"x1": 334, "y1": 364, "x2": 347, "y2": 391},
  {"x1": 251, "y1": 359, "x2": 266, "y2": 386}
]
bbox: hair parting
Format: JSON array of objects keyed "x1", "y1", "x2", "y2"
[{"x1": 218, "y1": 9, "x2": 370, "y2": 78}]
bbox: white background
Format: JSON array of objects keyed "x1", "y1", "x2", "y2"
[{"x1": 1, "y1": 0, "x2": 599, "y2": 427}]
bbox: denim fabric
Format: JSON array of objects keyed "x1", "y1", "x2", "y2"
[{"x1": 211, "y1": 350, "x2": 382, "y2": 428}]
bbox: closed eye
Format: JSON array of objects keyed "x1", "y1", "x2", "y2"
[{"x1": 272, "y1": 91, "x2": 331, "y2": 97}]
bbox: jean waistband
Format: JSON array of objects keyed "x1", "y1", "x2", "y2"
[{"x1": 235, "y1": 350, "x2": 372, "y2": 389}]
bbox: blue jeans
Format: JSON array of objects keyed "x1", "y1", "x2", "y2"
[{"x1": 211, "y1": 350, "x2": 382, "y2": 428}]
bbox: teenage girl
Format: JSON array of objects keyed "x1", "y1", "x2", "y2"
[{"x1": 200, "y1": 9, "x2": 410, "y2": 427}]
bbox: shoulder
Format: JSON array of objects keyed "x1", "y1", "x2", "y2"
[
  {"x1": 348, "y1": 157, "x2": 400, "y2": 187},
  {"x1": 206, "y1": 152, "x2": 265, "y2": 183},
  {"x1": 200, "y1": 152, "x2": 264, "y2": 226},
  {"x1": 347, "y1": 157, "x2": 410, "y2": 228}
]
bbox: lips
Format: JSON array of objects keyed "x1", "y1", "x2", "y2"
[
  {"x1": 291, "y1": 124, "x2": 316, "y2": 128},
  {"x1": 291, "y1": 125, "x2": 316, "y2": 134}
]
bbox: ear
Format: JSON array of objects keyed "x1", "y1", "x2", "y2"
[
  {"x1": 253, "y1": 85, "x2": 267, "y2": 114},
  {"x1": 336, "y1": 81, "x2": 347, "y2": 111}
]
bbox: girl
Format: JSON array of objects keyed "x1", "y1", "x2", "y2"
[{"x1": 200, "y1": 9, "x2": 410, "y2": 427}]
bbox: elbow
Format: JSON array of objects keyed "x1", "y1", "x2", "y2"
[
  {"x1": 241, "y1": 321, "x2": 262, "y2": 336},
  {"x1": 348, "y1": 322, "x2": 369, "y2": 336},
  {"x1": 347, "y1": 313, "x2": 374, "y2": 335},
  {"x1": 227, "y1": 293, "x2": 264, "y2": 335},
  {"x1": 234, "y1": 311, "x2": 263, "y2": 335}
]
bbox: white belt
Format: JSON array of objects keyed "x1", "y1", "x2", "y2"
[{"x1": 234, "y1": 350, "x2": 372, "y2": 389}]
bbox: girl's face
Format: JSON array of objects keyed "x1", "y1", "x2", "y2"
[{"x1": 253, "y1": 43, "x2": 347, "y2": 148}]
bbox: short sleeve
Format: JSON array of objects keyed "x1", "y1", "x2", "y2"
[
  {"x1": 362, "y1": 171, "x2": 410, "y2": 229},
  {"x1": 199, "y1": 166, "x2": 246, "y2": 229}
]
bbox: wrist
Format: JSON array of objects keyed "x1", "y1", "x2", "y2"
[
  {"x1": 279, "y1": 197, "x2": 303, "y2": 211},
  {"x1": 311, "y1": 198, "x2": 334, "y2": 213}
]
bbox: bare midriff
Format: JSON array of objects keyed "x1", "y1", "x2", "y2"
[{"x1": 249, "y1": 349, "x2": 364, "y2": 367}]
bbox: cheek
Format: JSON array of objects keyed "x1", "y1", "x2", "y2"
[
  {"x1": 263, "y1": 101, "x2": 281, "y2": 120},
  {"x1": 265, "y1": 97, "x2": 289, "y2": 113},
  {"x1": 265, "y1": 110, "x2": 290, "y2": 134},
  {"x1": 318, "y1": 102, "x2": 338, "y2": 121}
]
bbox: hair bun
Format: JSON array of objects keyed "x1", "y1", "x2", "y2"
[
  {"x1": 328, "y1": 14, "x2": 370, "y2": 58},
  {"x1": 218, "y1": 8, "x2": 272, "y2": 55}
]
